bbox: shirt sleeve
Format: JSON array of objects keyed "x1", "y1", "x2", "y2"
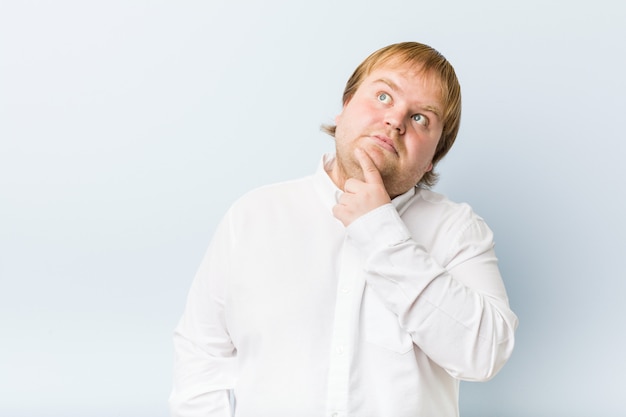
[
  {"x1": 347, "y1": 203, "x2": 518, "y2": 381},
  {"x1": 169, "y1": 213, "x2": 237, "y2": 417}
]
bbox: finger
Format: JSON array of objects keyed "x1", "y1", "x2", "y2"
[
  {"x1": 355, "y1": 148, "x2": 384, "y2": 185},
  {"x1": 343, "y1": 178, "x2": 363, "y2": 194}
]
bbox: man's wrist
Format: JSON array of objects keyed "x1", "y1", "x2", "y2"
[{"x1": 347, "y1": 203, "x2": 411, "y2": 255}]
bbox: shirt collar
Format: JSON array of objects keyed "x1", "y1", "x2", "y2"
[{"x1": 313, "y1": 153, "x2": 416, "y2": 214}]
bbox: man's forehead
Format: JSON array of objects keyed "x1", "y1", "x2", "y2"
[
  {"x1": 364, "y1": 62, "x2": 444, "y2": 104},
  {"x1": 368, "y1": 60, "x2": 442, "y2": 87}
]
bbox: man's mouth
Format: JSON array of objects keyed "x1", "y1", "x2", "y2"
[{"x1": 371, "y1": 135, "x2": 398, "y2": 154}]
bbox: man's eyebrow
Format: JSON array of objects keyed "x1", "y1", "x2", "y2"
[
  {"x1": 422, "y1": 104, "x2": 442, "y2": 118},
  {"x1": 373, "y1": 78, "x2": 442, "y2": 118},
  {"x1": 374, "y1": 78, "x2": 399, "y2": 91}
]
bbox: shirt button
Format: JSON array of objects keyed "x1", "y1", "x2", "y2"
[
  {"x1": 331, "y1": 413, "x2": 339, "y2": 417},
  {"x1": 340, "y1": 286, "x2": 350, "y2": 294},
  {"x1": 336, "y1": 346, "x2": 345, "y2": 354}
]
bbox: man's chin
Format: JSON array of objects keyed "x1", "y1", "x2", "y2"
[{"x1": 358, "y1": 146, "x2": 392, "y2": 172}]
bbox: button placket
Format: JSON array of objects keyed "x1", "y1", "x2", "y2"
[{"x1": 325, "y1": 239, "x2": 361, "y2": 417}]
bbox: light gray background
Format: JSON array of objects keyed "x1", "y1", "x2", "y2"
[{"x1": 1, "y1": 0, "x2": 625, "y2": 416}]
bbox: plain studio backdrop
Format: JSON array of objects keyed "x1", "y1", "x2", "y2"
[{"x1": 1, "y1": 1, "x2": 625, "y2": 416}]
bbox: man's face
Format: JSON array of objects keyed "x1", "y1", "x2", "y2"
[{"x1": 333, "y1": 62, "x2": 444, "y2": 198}]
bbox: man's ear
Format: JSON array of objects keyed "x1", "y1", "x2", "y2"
[{"x1": 335, "y1": 96, "x2": 353, "y2": 125}]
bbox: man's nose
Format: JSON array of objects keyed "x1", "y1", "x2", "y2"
[{"x1": 384, "y1": 109, "x2": 405, "y2": 135}]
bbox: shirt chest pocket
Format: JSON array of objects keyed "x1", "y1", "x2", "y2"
[{"x1": 361, "y1": 287, "x2": 413, "y2": 355}]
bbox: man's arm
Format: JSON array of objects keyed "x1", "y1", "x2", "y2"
[
  {"x1": 334, "y1": 150, "x2": 517, "y2": 380},
  {"x1": 169, "y1": 215, "x2": 237, "y2": 417},
  {"x1": 350, "y1": 206, "x2": 516, "y2": 380}
]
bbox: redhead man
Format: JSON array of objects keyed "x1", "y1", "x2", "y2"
[{"x1": 170, "y1": 41, "x2": 517, "y2": 417}]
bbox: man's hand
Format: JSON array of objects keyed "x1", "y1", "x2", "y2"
[{"x1": 333, "y1": 149, "x2": 391, "y2": 227}]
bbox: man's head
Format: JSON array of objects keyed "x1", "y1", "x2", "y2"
[{"x1": 323, "y1": 42, "x2": 461, "y2": 191}]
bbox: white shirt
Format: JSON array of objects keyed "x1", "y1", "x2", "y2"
[{"x1": 169, "y1": 154, "x2": 518, "y2": 417}]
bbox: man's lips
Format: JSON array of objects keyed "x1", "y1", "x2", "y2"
[{"x1": 371, "y1": 135, "x2": 397, "y2": 154}]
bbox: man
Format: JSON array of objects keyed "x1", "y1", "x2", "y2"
[{"x1": 169, "y1": 41, "x2": 518, "y2": 417}]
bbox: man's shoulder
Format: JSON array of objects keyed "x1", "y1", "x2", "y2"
[
  {"x1": 414, "y1": 187, "x2": 466, "y2": 208},
  {"x1": 405, "y1": 188, "x2": 494, "y2": 252},
  {"x1": 410, "y1": 187, "x2": 481, "y2": 222},
  {"x1": 231, "y1": 175, "x2": 316, "y2": 210}
]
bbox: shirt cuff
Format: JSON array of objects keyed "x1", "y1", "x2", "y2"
[{"x1": 346, "y1": 203, "x2": 412, "y2": 256}]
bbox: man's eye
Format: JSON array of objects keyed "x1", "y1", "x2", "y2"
[
  {"x1": 377, "y1": 93, "x2": 392, "y2": 104},
  {"x1": 412, "y1": 114, "x2": 428, "y2": 125}
]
